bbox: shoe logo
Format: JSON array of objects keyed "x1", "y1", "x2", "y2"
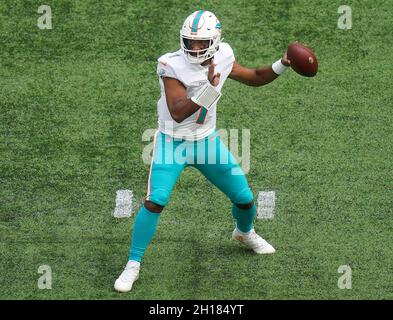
[{"x1": 235, "y1": 235, "x2": 244, "y2": 242}]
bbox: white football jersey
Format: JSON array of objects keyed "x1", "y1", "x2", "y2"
[{"x1": 156, "y1": 42, "x2": 235, "y2": 141}]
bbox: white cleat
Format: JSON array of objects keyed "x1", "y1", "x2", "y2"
[
  {"x1": 232, "y1": 228, "x2": 276, "y2": 254},
  {"x1": 114, "y1": 261, "x2": 140, "y2": 293}
]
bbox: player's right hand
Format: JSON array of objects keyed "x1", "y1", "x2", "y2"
[
  {"x1": 208, "y1": 59, "x2": 221, "y2": 87},
  {"x1": 281, "y1": 51, "x2": 291, "y2": 67}
]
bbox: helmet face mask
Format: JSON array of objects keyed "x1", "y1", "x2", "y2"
[
  {"x1": 182, "y1": 38, "x2": 210, "y2": 52},
  {"x1": 180, "y1": 35, "x2": 219, "y2": 63},
  {"x1": 180, "y1": 10, "x2": 222, "y2": 64}
]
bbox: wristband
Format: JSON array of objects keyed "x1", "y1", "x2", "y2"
[
  {"x1": 191, "y1": 83, "x2": 222, "y2": 110},
  {"x1": 272, "y1": 59, "x2": 288, "y2": 75}
]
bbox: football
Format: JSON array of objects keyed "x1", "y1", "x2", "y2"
[{"x1": 287, "y1": 42, "x2": 318, "y2": 77}]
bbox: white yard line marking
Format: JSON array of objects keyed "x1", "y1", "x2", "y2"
[
  {"x1": 113, "y1": 190, "x2": 133, "y2": 218},
  {"x1": 257, "y1": 191, "x2": 276, "y2": 219}
]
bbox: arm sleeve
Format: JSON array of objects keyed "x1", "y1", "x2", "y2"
[
  {"x1": 157, "y1": 60, "x2": 177, "y2": 79},
  {"x1": 220, "y1": 42, "x2": 235, "y2": 64},
  {"x1": 228, "y1": 45, "x2": 235, "y2": 64}
]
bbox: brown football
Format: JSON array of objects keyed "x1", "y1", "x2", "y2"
[{"x1": 287, "y1": 42, "x2": 318, "y2": 77}]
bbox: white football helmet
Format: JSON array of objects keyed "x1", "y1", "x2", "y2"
[{"x1": 180, "y1": 10, "x2": 222, "y2": 64}]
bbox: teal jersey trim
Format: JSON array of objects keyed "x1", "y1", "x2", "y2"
[{"x1": 196, "y1": 107, "x2": 208, "y2": 124}]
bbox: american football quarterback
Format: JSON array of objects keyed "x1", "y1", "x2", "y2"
[{"x1": 115, "y1": 10, "x2": 291, "y2": 292}]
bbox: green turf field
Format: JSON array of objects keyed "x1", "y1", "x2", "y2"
[{"x1": 1, "y1": 0, "x2": 392, "y2": 300}]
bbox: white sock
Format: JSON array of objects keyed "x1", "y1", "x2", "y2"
[
  {"x1": 236, "y1": 227, "x2": 253, "y2": 236},
  {"x1": 127, "y1": 260, "x2": 140, "y2": 268}
]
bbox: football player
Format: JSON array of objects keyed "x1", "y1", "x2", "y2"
[{"x1": 115, "y1": 10, "x2": 291, "y2": 292}]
